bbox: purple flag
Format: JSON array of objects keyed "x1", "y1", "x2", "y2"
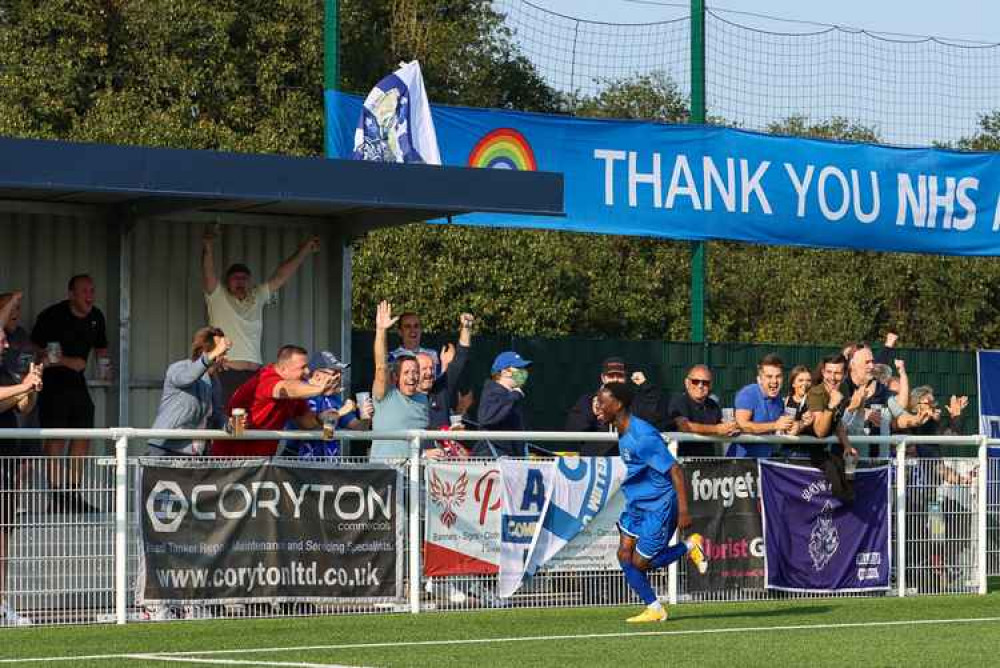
[{"x1": 760, "y1": 460, "x2": 891, "y2": 593}]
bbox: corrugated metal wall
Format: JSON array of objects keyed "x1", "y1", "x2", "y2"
[
  {"x1": 128, "y1": 216, "x2": 347, "y2": 427},
  {"x1": 1, "y1": 206, "x2": 349, "y2": 436},
  {"x1": 0, "y1": 205, "x2": 115, "y2": 431}
]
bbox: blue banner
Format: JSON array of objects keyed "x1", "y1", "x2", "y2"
[
  {"x1": 976, "y1": 350, "x2": 1000, "y2": 458},
  {"x1": 328, "y1": 90, "x2": 1000, "y2": 256},
  {"x1": 759, "y1": 460, "x2": 890, "y2": 593}
]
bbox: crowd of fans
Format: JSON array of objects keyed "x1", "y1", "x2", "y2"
[{"x1": 0, "y1": 233, "x2": 987, "y2": 623}]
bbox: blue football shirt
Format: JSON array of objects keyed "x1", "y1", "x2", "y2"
[
  {"x1": 282, "y1": 394, "x2": 358, "y2": 457},
  {"x1": 727, "y1": 382, "x2": 783, "y2": 458},
  {"x1": 619, "y1": 415, "x2": 678, "y2": 510}
]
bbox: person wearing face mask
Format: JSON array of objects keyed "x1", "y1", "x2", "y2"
[
  {"x1": 726, "y1": 353, "x2": 793, "y2": 459},
  {"x1": 475, "y1": 351, "x2": 532, "y2": 457}
]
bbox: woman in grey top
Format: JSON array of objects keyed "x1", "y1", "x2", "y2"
[{"x1": 147, "y1": 327, "x2": 231, "y2": 456}]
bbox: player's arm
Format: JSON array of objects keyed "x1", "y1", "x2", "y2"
[{"x1": 670, "y1": 463, "x2": 693, "y2": 530}]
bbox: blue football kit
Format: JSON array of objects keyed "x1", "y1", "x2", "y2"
[{"x1": 618, "y1": 415, "x2": 680, "y2": 558}]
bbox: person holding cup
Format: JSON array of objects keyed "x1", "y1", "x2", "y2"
[
  {"x1": 726, "y1": 354, "x2": 793, "y2": 459},
  {"x1": 29, "y1": 274, "x2": 109, "y2": 514},
  {"x1": 280, "y1": 351, "x2": 373, "y2": 459},
  {"x1": 213, "y1": 345, "x2": 337, "y2": 458},
  {"x1": 667, "y1": 364, "x2": 739, "y2": 457}
]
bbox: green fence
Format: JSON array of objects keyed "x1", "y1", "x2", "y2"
[{"x1": 350, "y1": 332, "x2": 979, "y2": 437}]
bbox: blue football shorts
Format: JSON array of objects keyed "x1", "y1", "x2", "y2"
[{"x1": 618, "y1": 502, "x2": 677, "y2": 560}]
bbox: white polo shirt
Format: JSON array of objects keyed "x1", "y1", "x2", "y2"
[{"x1": 205, "y1": 283, "x2": 271, "y2": 365}]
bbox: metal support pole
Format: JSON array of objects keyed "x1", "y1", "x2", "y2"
[
  {"x1": 324, "y1": 0, "x2": 340, "y2": 92},
  {"x1": 118, "y1": 222, "x2": 133, "y2": 427},
  {"x1": 896, "y1": 439, "x2": 907, "y2": 598},
  {"x1": 978, "y1": 436, "x2": 988, "y2": 595},
  {"x1": 408, "y1": 435, "x2": 422, "y2": 613},
  {"x1": 114, "y1": 432, "x2": 129, "y2": 624},
  {"x1": 689, "y1": 0, "x2": 707, "y2": 343},
  {"x1": 668, "y1": 439, "x2": 679, "y2": 605}
]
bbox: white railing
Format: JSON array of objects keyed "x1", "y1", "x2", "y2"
[{"x1": 0, "y1": 428, "x2": 995, "y2": 627}]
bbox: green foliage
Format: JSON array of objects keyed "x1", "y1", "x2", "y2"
[
  {"x1": 571, "y1": 71, "x2": 688, "y2": 123},
  {"x1": 339, "y1": 0, "x2": 562, "y2": 111},
  {"x1": 956, "y1": 111, "x2": 1000, "y2": 151},
  {"x1": 2, "y1": 2, "x2": 1000, "y2": 349},
  {"x1": 351, "y1": 224, "x2": 691, "y2": 340},
  {"x1": 765, "y1": 115, "x2": 880, "y2": 143},
  {"x1": 0, "y1": 0, "x2": 326, "y2": 154}
]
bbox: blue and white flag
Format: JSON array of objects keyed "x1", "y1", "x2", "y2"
[
  {"x1": 352, "y1": 60, "x2": 441, "y2": 165},
  {"x1": 760, "y1": 460, "x2": 891, "y2": 593},
  {"x1": 499, "y1": 457, "x2": 625, "y2": 597}
]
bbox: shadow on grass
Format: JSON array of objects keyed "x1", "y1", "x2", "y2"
[
  {"x1": 989, "y1": 576, "x2": 1000, "y2": 593},
  {"x1": 678, "y1": 604, "x2": 833, "y2": 621}
]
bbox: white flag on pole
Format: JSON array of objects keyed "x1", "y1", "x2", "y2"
[{"x1": 352, "y1": 60, "x2": 441, "y2": 165}]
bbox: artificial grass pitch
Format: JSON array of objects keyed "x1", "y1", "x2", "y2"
[{"x1": 2, "y1": 590, "x2": 1000, "y2": 667}]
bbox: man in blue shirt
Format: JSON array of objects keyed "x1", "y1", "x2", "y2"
[
  {"x1": 597, "y1": 382, "x2": 708, "y2": 623},
  {"x1": 727, "y1": 353, "x2": 794, "y2": 458}
]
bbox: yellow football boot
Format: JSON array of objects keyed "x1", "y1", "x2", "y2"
[
  {"x1": 626, "y1": 606, "x2": 668, "y2": 623},
  {"x1": 688, "y1": 533, "x2": 709, "y2": 575}
]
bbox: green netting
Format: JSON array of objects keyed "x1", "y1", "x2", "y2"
[
  {"x1": 351, "y1": 332, "x2": 978, "y2": 435},
  {"x1": 494, "y1": 0, "x2": 690, "y2": 100},
  {"x1": 494, "y1": 0, "x2": 1000, "y2": 146}
]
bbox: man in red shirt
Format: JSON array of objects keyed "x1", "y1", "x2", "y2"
[{"x1": 213, "y1": 345, "x2": 334, "y2": 457}]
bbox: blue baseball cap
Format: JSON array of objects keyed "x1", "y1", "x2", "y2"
[
  {"x1": 491, "y1": 351, "x2": 532, "y2": 374},
  {"x1": 309, "y1": 351, "x2": 350, "y2": 372}
]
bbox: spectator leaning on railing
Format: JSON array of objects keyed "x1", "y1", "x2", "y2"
[
  {"x1": 0, "y1": 295, "x2": 42, "y2": 627},
  {"x1": 794, "y1": 353, "x2": 860, "y2": 503},
  {"x1": 726, "y1": 354, "x2": 793, "y2": 459},
  {"x1": 213, "y1": 345, "x2": 334, "y2": 458},
  {"x1": 667, "y1": 364, "x2": 739, "y2": 458},
  {"x1": 281, "y1": 351, "x2": 373, "y2": 459},
  {"x1": 146, "y1": 327, "x2": 231, "y2": 457},
  {"x1": 371, "y1": 301, "x2": 429, "y2": 460}
]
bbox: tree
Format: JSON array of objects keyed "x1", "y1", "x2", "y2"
[
  {"x1": 0, "y1": 0, "x2": 326, "y2": 154},
  {"x1": 955, "y1": 111, "x2": 1000, "y2": 151},
  {"x1": 339, "y1": 0, "x2": 562, "y2": 112},
  {"x1": 571, "y1": 71, "x2": 688, "y2": 123}
]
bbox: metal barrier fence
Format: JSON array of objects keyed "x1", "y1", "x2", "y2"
[{"x1": 0, "y1": 428, "x2": 994, "y2": 628}]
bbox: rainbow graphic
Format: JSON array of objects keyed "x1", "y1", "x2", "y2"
[{"x1": 467, "y1": 128, "x2": 537, "y2": 171}]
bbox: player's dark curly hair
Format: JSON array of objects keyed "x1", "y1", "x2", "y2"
[{"x1": 602, "y1": 381, "x2": 634, "y2": 409}]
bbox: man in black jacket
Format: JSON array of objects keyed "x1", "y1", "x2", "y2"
[
  {"x1": 476, "y1": 350, "x2": 533, "y2": 457},
  {"x1": 565, "y1": 357, "x2": 668, "y2": 455}
]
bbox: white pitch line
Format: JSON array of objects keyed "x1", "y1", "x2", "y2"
[
  {"x1": 131, "y1": 654, "x2": 369, "y2": 668},
  {"x1": 2, "y1": 615, "x2": 999, "y2": 664}
]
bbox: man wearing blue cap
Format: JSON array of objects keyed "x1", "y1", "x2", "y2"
[{"x1": 476, "y1": 350, "x2": 532, "y2": 457}]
